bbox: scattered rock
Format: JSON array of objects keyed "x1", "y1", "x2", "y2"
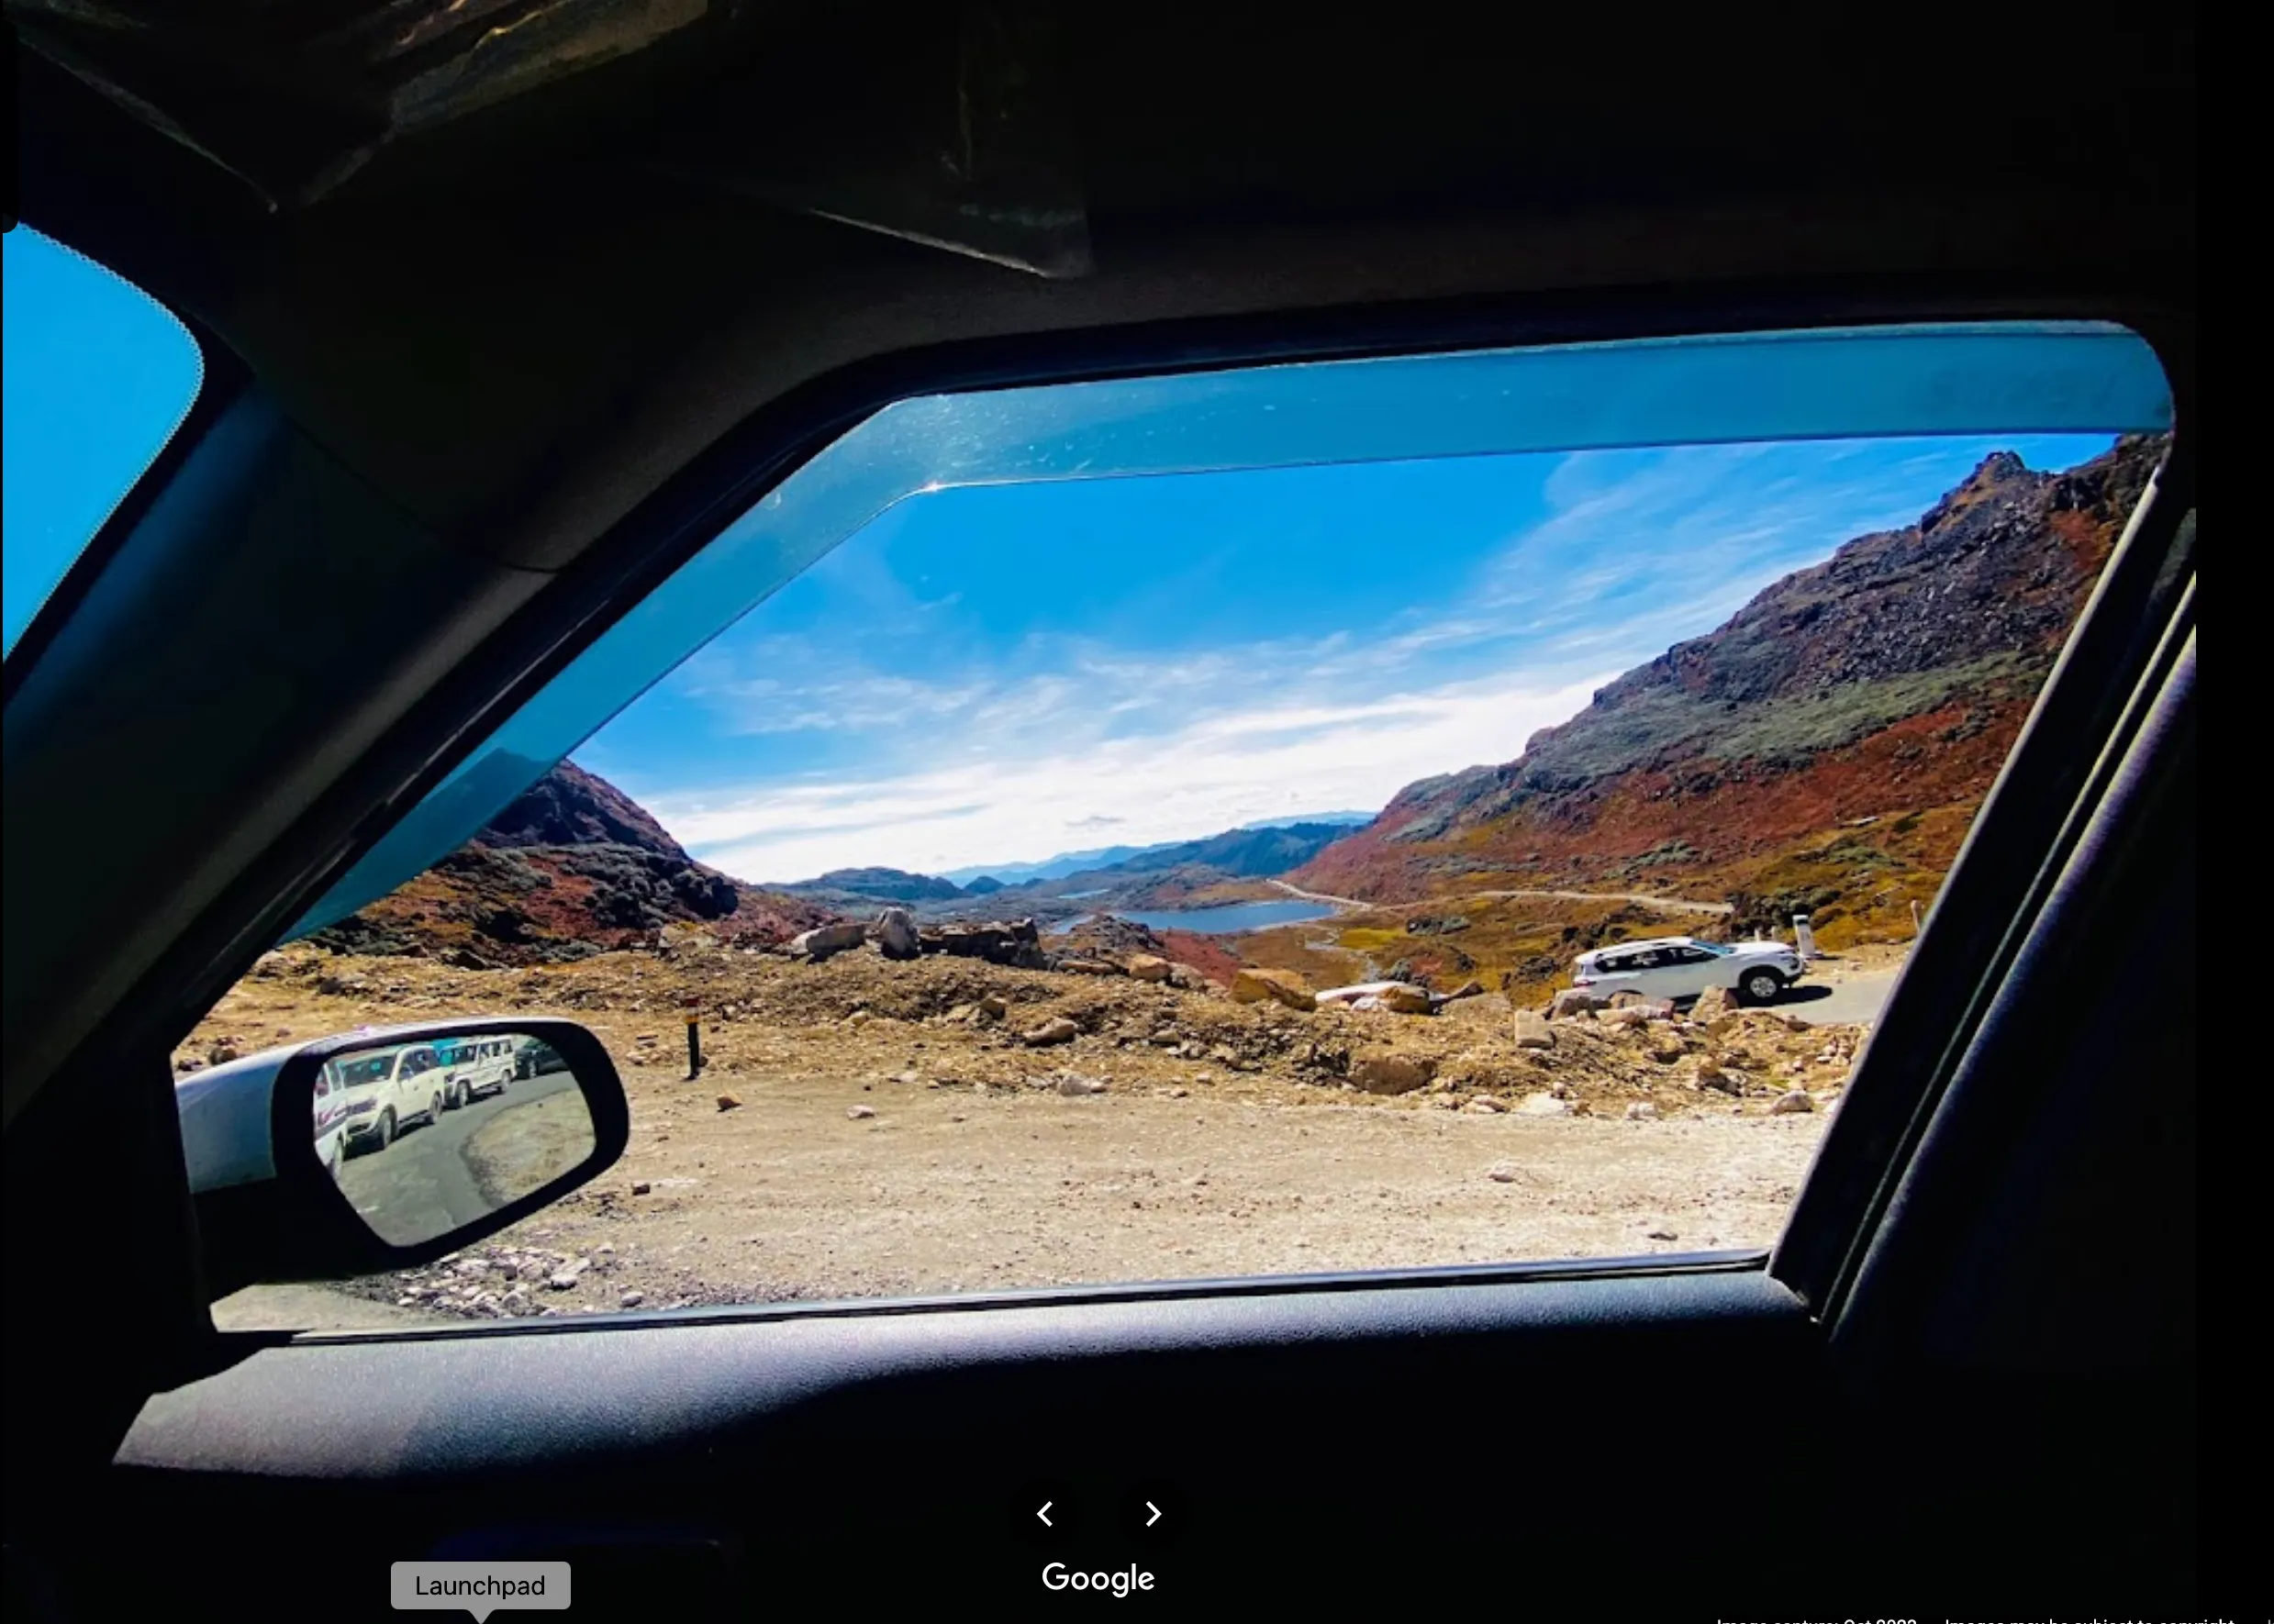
[
  {"x1": 619, "y1": 1291, "x2": 645, "y2": 1308},
  {"x1": 206, "y1": 1043, "x2": 240, "y2": 1066},
  {"x1": 1511, "y1": 1009, "x2": 1555, "y2": 1050},
  {"x1": 1624, "y1": 1101, "x2": 1662, "y2": 1121},
  {"x1": 1486, "y1": 1161, "x2": 1520, "y2": 1184},
  {"x1": 1443, "y1": 980, "x2": 1488, "y2": 1001},
  {"x1": 1351, "y1": 1051, "x2": 1434, "y2": 1095},
  {"x1": 630, "y1": 1181, "x2": 652, "y2": 1196},
  {"x1": 546, "y1": 1262, "x2": 586, "y2": 1291},
  {"x1": 787, "y1": 921, "x2": 868, "y2": 962},
  {"x1": 1126, "y1": 954, "x2": 1173, "y2": 983},
  {"x1": 441, "y1": 946, "x2": 494, "y2": 971},
  {"x1": 1548, "y1": 987, "x2": 1611, "y2": 1020},
  {"x1": 977, "y1": 995, "x2": 1009, "y2": 1021},
  {"x1": 1770, "y1": 1089, "x2": 1817, "y2": 1115},
  {"x1": 846, "y1": 1104, "x2": 876, "y2": 1119},
  {"x1": 1021, "y1": 1016, "x2": 1080, "y2": 1047},
  {"x1": 1316, "y1": 981, "x2": 1432, "y2": 1015},
  {"x1": 1516, "y1": 1093, "x2": 1575, "y2": 1117},
  {"x1": 715, "y1": 1093, "x2": 743, "y2": 1111},
  {"x1": 1689, "y1": 986, "x2": 1733, "y2": 1021},
  {"x1": 872, "y1": 907, "x2": 921, "y2": 962},
  {"x1": 1694, "y1": 1062, "x2": 1740, "y2": 1096},
  {"x1": 1232, "y1": 968, "x2": 1318, "y2": 1012},
  {"x1": 1054, "y1": 1073, "x2": 1109, "y2": 1096},
  {"x1": 1464, "y1": 1096, "x2": 1506, "y2": 1114},
  {"x1": 1647, "y1": 1228, "x2": 1679, "y2": 1241},
  {"x1": 1054, "y1": 956, "x2": 1124, "y2": 976}
]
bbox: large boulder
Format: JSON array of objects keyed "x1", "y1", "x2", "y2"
[
  {"x1": 787, "y1": 921, "x2": 867, "y2": 962},
  {"x1": 1126, "y1": 954, "x2": 1173, "y2": 983},
  {"x1": 1232, "y1": 968, "x2": 1317, "y2": 1012},
  {"x1": 1352, "y1": 1051, "x2": 1434, "y2": 1095},
  {"x1": 1547, "y1": 987, "x2": 1611, "y2": 1020},
  {"x1": 1317, "y1": 981, "x2": 1432, "y2": 1015},
  {"x1": 920, "y1": 918, "x2": 1043, "y2": 966},
  {"x1": 873, "y1": 907, "x2": 921, "y2": 961},
  {"x1": 1688, "y1": 985, "x2": 1733, "y2": 1022},
  {"x1": 1511, "y1": 1009, "x2": 1555, "y2": 1050},
  {"x1": 1021, "y1": 1016, "x2": 1080, "y2": 1047}
]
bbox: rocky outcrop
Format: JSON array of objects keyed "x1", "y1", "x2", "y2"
[{"x1": 1231, "y1": 968, "x2": 1317, "y2": 1012}]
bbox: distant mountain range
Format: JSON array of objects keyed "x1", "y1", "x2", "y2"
[{"x1": 936, "y1": 812, "x2": 1374, "y2": 885}]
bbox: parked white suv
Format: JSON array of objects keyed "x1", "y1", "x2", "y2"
[
  {"x1": 1572, "y1": 935, "x2": 1803, "y2": 1006},
  {"x1": 440, "y1": 1035, "x2": 516, "y2": 1109},
  {"x1": 330, "y1": 1042, "x2": 448, "y2": 1151}
]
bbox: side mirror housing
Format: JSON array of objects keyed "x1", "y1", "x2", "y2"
[{"x1": 176, "y1": 1018, "x2": 628, "y2": 1300}]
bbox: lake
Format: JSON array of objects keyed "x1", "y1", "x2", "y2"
[{"x1": 1052, "y1": 899, "x2": 1337, "y2": 936}]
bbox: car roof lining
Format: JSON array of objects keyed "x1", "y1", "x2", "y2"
[{"x1": 14, "y1": 11, "x2": 2195, "y2": 578}]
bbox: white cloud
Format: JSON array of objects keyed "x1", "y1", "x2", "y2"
[{"x1": 646, "y1": 668, "x2": 1610, "y2": 882}]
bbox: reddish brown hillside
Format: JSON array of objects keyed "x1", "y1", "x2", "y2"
[
  {"x1": 307, "y1": 762, "x2": 841, "y2": 965},
  {"x1": 1293, "y1": 434, "x2": 2165, "y2": 948}
]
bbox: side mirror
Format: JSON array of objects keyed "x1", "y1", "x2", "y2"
[{"x1": 175, "y1": 1018, "x2": 629, "y2": 1300}]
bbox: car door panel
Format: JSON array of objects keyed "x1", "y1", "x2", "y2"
[{"x1": 77, "y1": 1264, "x2": 1831, "y2": 1613}]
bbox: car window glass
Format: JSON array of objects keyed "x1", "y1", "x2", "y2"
[
  {"x1": 192, "y1": 323, "x2": 2172, "y2": 1331},
  {"x1": 2, "y1": 226, "x2": 203, "y2": 658}
]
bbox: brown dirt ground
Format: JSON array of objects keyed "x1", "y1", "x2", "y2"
[{"x1": 195, "y1": 941, "x2": 1875, "y2": 1329}]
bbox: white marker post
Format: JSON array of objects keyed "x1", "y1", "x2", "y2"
[{"x1": 1792, "y1": 914, "x2": 1819, "y2": 962}]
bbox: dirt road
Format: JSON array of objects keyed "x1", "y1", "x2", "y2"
[{"x1": 224, "y1": 1073, "x2": 1831, "y2": 1331}]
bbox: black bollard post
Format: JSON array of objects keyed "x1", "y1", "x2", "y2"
[{"x1": 684, "y1": 995, "x2": 703, "y2": 1079}]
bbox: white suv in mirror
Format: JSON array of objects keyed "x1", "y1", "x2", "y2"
[
  {"x1": 330, "y1": 1042, "x2": 448, "y2": 1151},
  {"x1": 1572, "y1": 935, "x2": 1803, "y2": 1006}
]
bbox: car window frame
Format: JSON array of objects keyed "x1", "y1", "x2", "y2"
[{"x1": 0, "y1": 261, "x2": 2191, "y2": 1363}]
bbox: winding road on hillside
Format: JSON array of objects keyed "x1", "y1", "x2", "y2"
[{"x1": 1265, "y1": 877, "x2": 1733, "y2": 916}]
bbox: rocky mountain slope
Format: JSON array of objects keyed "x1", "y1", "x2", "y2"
[
  {"x1": 1295, "y1": 434, "x2": 2167, "y2": 948},
  {"x1": 307, "y1": 762, "x2": 839, "y2": 965}
]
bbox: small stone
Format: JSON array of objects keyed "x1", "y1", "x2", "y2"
[
  {"x1": 1625, "y1": 1101, "x2": 1661, "y2": 1121},
  {"x1": 1771, "y1": 1089, "x2": 1816, "y2": 1115},
  {"x1": 631, "y1": 1181, "x2": 652, "y2": 1196},
  {"x1": 1466, "y1": 1096, "x2": 1506, "y2": 1114},
  {"x1": 546, "y1": 1265, "x2": 585, "y2": 1291},
  {"x1": 978, "y1": 996, "x2": 1009, "y2": 1021},
  {"x1": 716, "y1": 1093, "x2": 743, "y2": 1111},
  {"x1": 1021, "y1": 1016, "x2": 1080, "y2": 1047},
  {"x1": 1647, "y1": 1228, "x2": 1679, "y2": 1241},
  {"x1": 1055, "y1": 1073, "x2": 1109, "y2": 1096},
  {"x1": 847, "y1": 1104, "x2": 877, "y2": 1119},
  {"x1": 1487, "y1": 1162, "x2": 1520, "y2": 1184},
  {"x1": 1515, "y1": 1093, "x2": 1575, "y2": 1117},
  {"x1": 619, "y1": 1291, "x2": 645, "y2": 1308}
]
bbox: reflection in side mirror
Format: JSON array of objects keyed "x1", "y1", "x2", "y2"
[
  {"x1": 327, "y1": 1031, "x2": 597, "y2": 1249},
  {"x1": 178, "y1": 1018, "x2": 627, "y2": 1296}
]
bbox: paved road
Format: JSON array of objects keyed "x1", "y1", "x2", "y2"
[
  {"x1": 1778, "y1": 969, "x2": 1899, "y2": 1027},
  {"x1": 339, "y1": 1068, "x2": 581, "y2": 1247}
]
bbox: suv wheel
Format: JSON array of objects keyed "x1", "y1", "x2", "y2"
[{"x1": 1737, "y1": 967, "x2": 1785, "y2": 1006}]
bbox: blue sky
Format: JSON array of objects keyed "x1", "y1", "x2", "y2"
[
  {"x1": 3, "y1": 227, "x2": 201, "y2": 655},
  {"x1": 0, "y1": 242, "x2": 2134, "y2": 893},
  {"x1": 576, "y1": 431, "x2": 2118, "y2": 883}
]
